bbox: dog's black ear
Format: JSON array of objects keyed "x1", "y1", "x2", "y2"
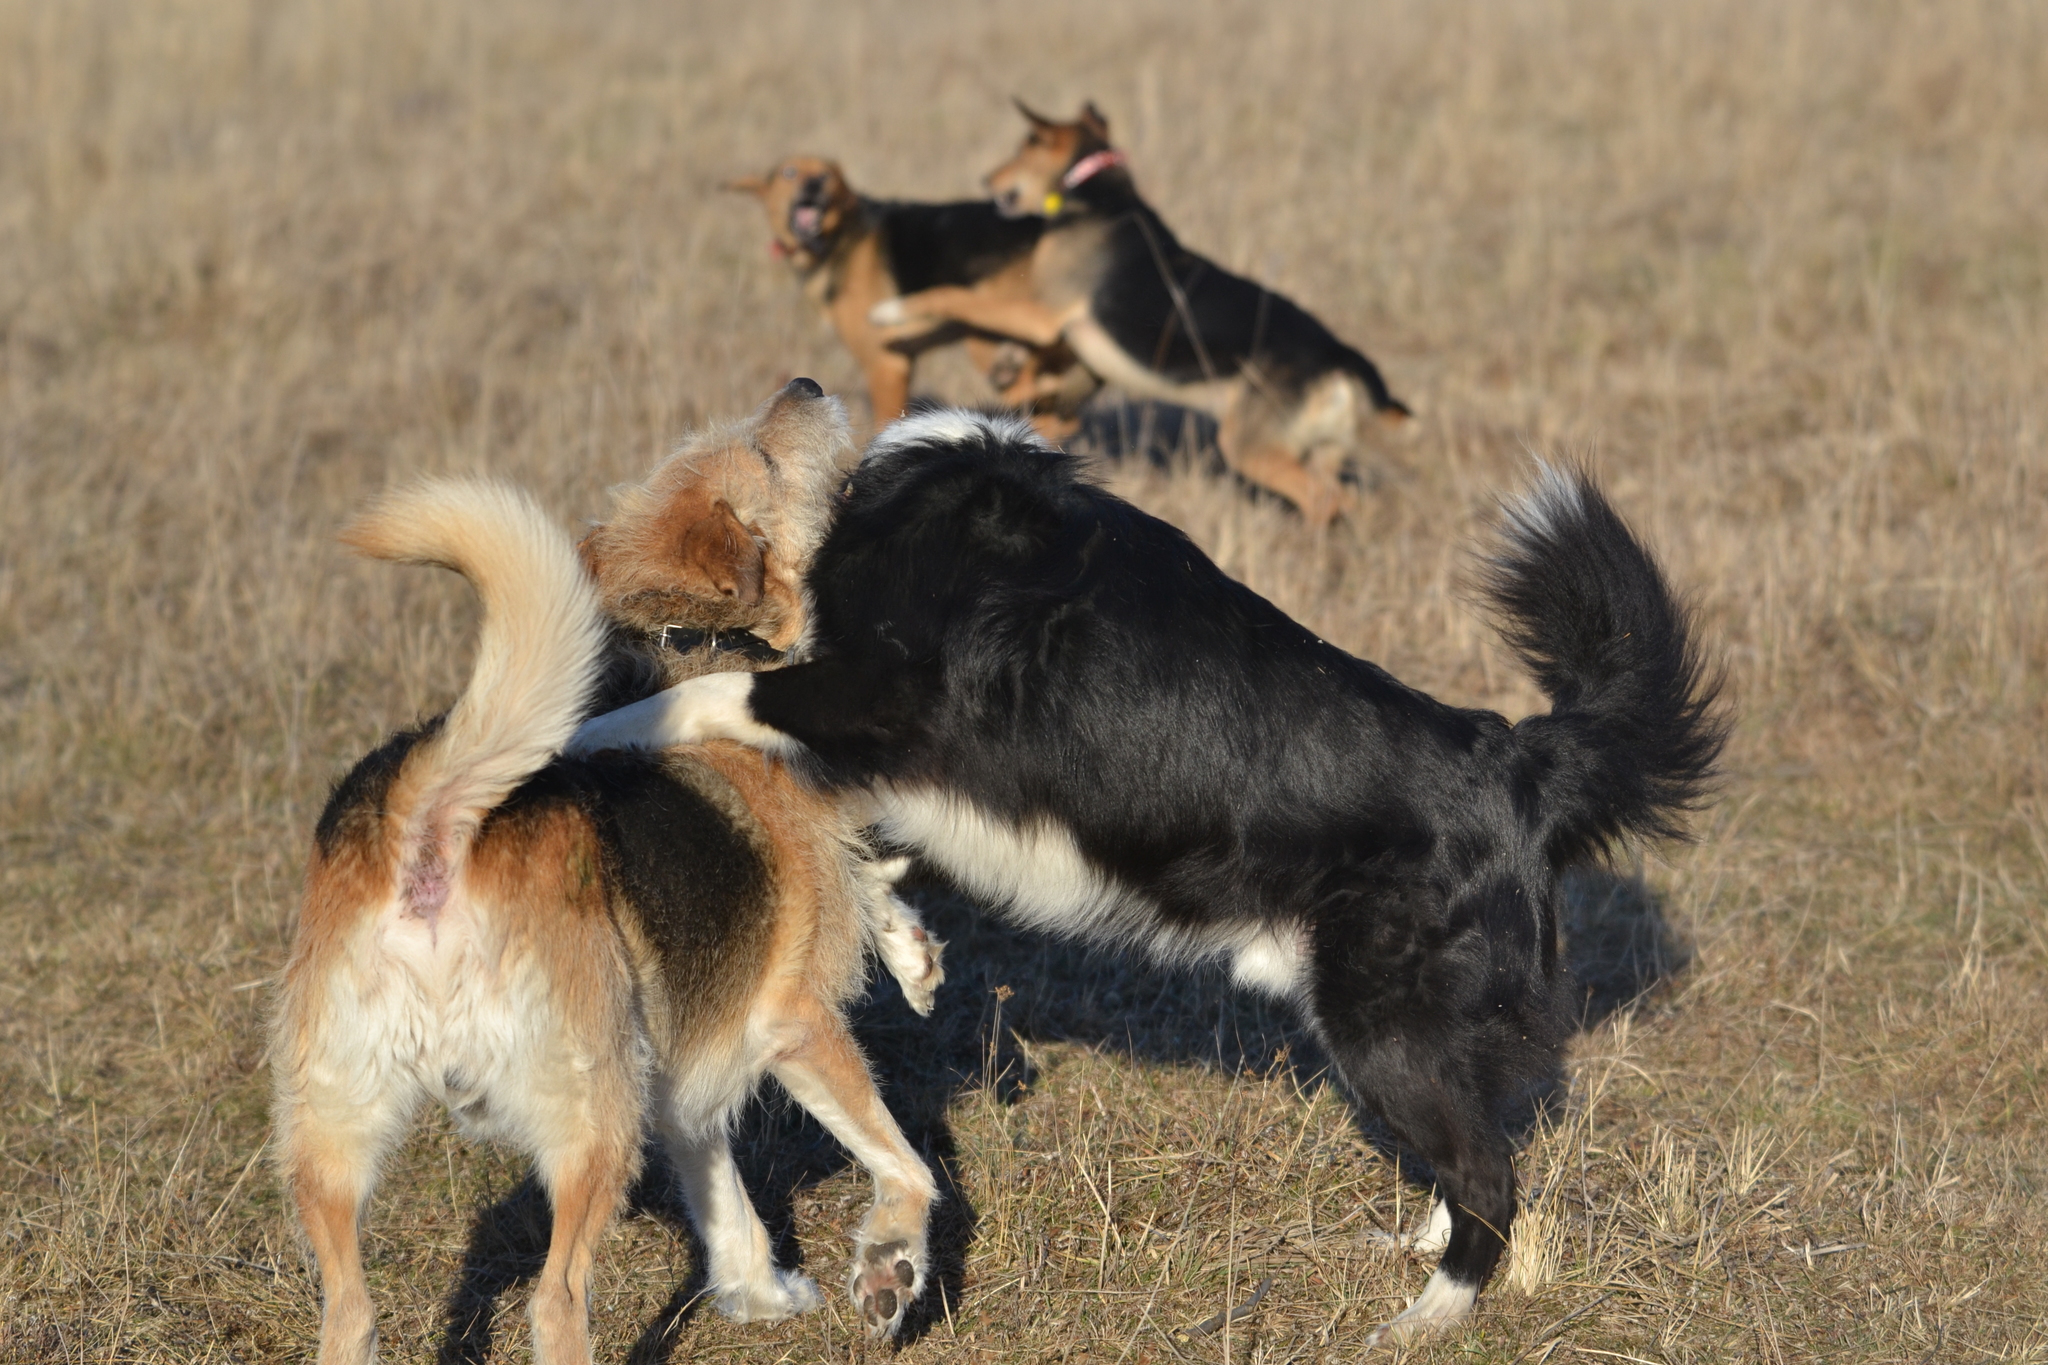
[
  {"x1": 1078, "y1": 102, "x2": 1111, "y2": 141},
  {"x1": 678, "y1": 499, "x2": 765, "y2": 606},
  {"x1": 1013, "y1": 97, "x2": 1058, "y2": 129}
]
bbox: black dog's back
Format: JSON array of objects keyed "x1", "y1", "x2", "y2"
[
  {"x1": 1081, "y1": 200, "x2": 1406, "y2": 413},
  {"x1": 774, "y1": 417, "x2": 1507, "y2": 920}
]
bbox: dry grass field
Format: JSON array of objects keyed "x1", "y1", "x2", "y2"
[{"x1": 3, "y1": 0, "x2": 2046, "y2": 1359}]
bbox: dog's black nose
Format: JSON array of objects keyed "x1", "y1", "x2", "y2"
[{"x1": 786, "y1": 377, "x2": 825, "y2": 399}]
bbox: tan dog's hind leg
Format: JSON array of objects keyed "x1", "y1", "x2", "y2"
[
  {"x1": 659, "y1": 1111, "x2": 823, "y2": 1323},
  {"x1": 1218, "y1": 399, "x2": 1351, "y2": 526},
  {"x1": 278, "y1": 1087, "x2": 418, "y2": 1365},
  {"x1": 527, "y1": 1140, "x2": 633, "y2": 1365},
  {"x1": 1230, "y1": 441, "x2": 1350, "y2": 527},
  {"x1": 768, "y1": 1004, "x2": 937, "y2": 1337},
  {"x1": 294, "y1": 1162, "x2": 378, "y2": 1365}
]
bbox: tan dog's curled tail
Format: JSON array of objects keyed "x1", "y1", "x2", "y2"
[{"x1": 342, "y1": 479, "x2": 607, "y2": 905}]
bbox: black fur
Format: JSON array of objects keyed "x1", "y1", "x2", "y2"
[
  {"x1": 1061, "y1": 167, "x2": 1407, "y2": 414},
  {"x1": 728, "y1": 419, "x2": 1722, "y2": 1300},
  {"x1": 314, "y1": 721, "x2": 434, "y2": 858},
  {"x1": 785, "y1": 166, "x2": 1043, "y2": 299},
  {"x1": 537, "y1": 753, "x2": 777, "y2": 1024},
  {"x1": 873, "y1": 199, "x2": 1045, "y2": 296}
]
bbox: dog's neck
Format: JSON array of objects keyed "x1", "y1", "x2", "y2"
[
  {"x1": 655, "y1": 623, "x2": 786, "y2": 665},
  {"x1": 1044, "y1": 149, "x2": 1140, "y2": 219},
  {"x1": 588, "y1": 620, "x2": 788, "y2": 718}
]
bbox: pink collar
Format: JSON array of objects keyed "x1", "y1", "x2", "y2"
[{"x1": 1062, "y1": 148, "x2": 1128, "y2": 191}]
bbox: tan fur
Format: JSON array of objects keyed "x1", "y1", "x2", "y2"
[
  {"x1": 274, "y1": 387, "x2": 941, "y2": 1363},
  {"x1": 729, "y1": 154, "x2": 1096, "y2": 438},
  {"x1": 580, "y1": 381, "x2": 852, "y2": 655},
  {"x1": 342, "y1": 479, "x2": 609, "y2": 894}
]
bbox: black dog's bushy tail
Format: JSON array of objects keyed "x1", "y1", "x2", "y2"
[{"x1": 1483, "y1": 464, "x2": 1727, "y2": 866}]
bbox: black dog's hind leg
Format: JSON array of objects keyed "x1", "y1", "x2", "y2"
[
  {"x1": 1308, "y1": 884, "x2": 1563, "y2": 1344},
  {"x1": 1325, "y1": 1025, "x2": 1517, "y2": 1341}
]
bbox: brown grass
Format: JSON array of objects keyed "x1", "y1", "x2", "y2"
[{"x1": 3, "y1": 0, "x2": 2045, "y2": 1360}]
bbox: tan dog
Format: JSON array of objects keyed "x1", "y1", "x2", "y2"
[
  {"x1": 729, "y1": 155, "x2": 1097, "y2": 436},
  {"x1": 870, "y1": 105, "x2": 1411, "y2": 525},
  {"x1": 272, "y1": 381, "x2": 941, "y2": 1365}
]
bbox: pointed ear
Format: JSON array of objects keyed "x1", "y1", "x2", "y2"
[
  {"x1": 678, "y1": 499, "x2": 764, "y2": 606},
  {"x1": 1013, "y1": 97, "x2": 1057, "y2": 129},
  {"x1": 825, "y1": 164, "x2": 859, "y2": 211},
  {"x1": 1079, "y1": 101, "x2": 1110, "y2": 140},
  {"x1": 723, "y1": 173, "x2": 770, "y2": 196}
]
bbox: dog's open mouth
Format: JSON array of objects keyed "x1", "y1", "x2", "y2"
[{"x1": 788, "y1": 201, "x2": 828, "y2": 252}]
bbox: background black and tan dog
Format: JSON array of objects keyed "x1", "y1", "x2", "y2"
[
  {"x1": 570, "y1": 407, "x2": 1725, "y2": 1346},
  {"x1": 870, "y1": 105, "x2": 1411, "y2": 524},
  {"x1": 729, "y1": 155, "x2": 1098, "y2": 436},
  {"x1": 272, "y1": 385, "x2": 941, "y2": 1365}
]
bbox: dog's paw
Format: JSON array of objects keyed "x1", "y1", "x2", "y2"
[
  {"x1": 714, "y1": 1268, "x2": 823, "y2": 1324},
  {"x1": 1359, "y1": 1272, "x2": 1476, "y2": 1350},
  {"x1": 870, "y1": 889, "x2": 946, "y2": 1017},
  {"x1": 892, "y1": 923, "x2": 946, "y2": 1016},
  {"x1": 848, "y1": 1238, "x2": 922, "y2": 1338}
]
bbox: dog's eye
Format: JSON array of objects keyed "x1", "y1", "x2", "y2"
[{"x1": 782, "y1": 165, "x2": 799, "y2": 179}]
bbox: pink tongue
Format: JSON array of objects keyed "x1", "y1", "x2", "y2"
[{"x1": 792, "y1": 206, "x2": 821, "y2": 233}]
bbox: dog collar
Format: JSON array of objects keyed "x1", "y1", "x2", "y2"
[
  {"x1": 1044, "y1": 148, "x2": 1126, "y2": 214},
  {"x1": 1063, "y1": 148, "x2": 1127, "y2": 190},
  {"x1": 658, "y1": 624, "x2": 786, "y2": 664}
]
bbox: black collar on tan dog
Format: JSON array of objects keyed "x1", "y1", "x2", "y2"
[{"x1": 659, "y1": 624, "x2": 787, "y2": 664}]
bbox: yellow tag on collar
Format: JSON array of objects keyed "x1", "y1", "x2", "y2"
[{"x1": 1042, "y1": 191, "x2": 1063, "y2": 214}]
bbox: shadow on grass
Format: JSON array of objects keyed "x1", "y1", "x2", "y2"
[
  {"x1": 1063, "y1": 393, "x2": 1400, "y2": 504},
  {"x1": 436, "y1": 1175, "x2": 549, "y2": 1365},
  {"x1": 432, "y1": 863, "x2": 1686, "y2": 1357}
]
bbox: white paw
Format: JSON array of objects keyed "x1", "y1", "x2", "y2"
[
  {"x1": 714, "y1": 1269, "x2": 823, "y2": 1324},
  {"x1": 869, "y1": 887, "x2": 945, "y2": 1016},
  {"x1": 868, "y1": 297, "x2": 910, "y2": 327},
  {"x1": 1360, "y1": 1271, "x2": 1476, "y2": 1349}
]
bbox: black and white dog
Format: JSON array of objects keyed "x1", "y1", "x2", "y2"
[{"x1": 570, "y1": 403, "x2": 1724, "y2": 1344}]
